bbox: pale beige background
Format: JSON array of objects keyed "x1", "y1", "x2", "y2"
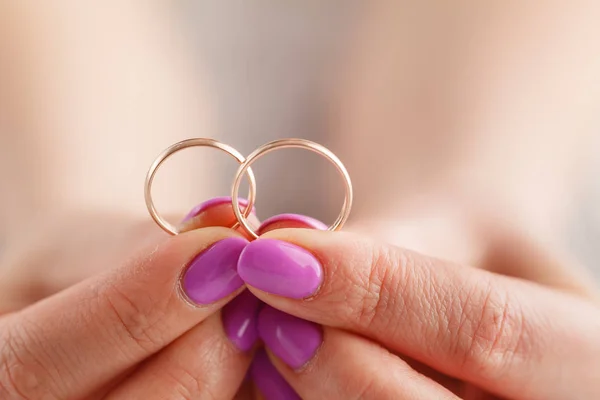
[
  {"x1": 181, "y1": 1, "x2": 600, "y2": 278},
  {"x1": 0, "y1": 1, "x2": 598, "y2": 281}
]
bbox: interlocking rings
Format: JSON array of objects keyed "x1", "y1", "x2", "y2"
[{"x1": 145, "y1": 138, "x2": 352, "y2": 237}]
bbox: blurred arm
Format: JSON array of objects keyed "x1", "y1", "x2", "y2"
[
  {"x1": 0, "y1": 0, "x2": 215, "y2": 238},
  {"x1": 332, "y1": 0, "x2": 600, "y2": 263}
]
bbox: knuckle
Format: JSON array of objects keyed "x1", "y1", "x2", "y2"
[
  {"x1": 197, "y1": 335, "x2": 231, "y2": 366},
  {"x1": 164, "y1": 364, "x2": 219, "y2": 400},
  {"x1": 164, "y1": 335, "x2": 231, "y2": 400},
  {"x1": 0, "y1": 320, "x2": 61, "y2": 400},
  {"x1": 102, "y1": 282, "x2": 170, "y2": 353},
  {"x1": 165, "y1": 367, "x2": 202, "y2": 400},
  {"x1": 356, "y1": 244, "x2": 411, "y2": 334},
  {"x1": 454, "y1": 282, "x2": 529, "y2": 381}
]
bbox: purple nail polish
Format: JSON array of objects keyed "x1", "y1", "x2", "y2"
[
  {"x1": 238, "y1": 239, "x2": 323, "y2": 299},
  {"x1": 181, "y1": 237, "x2": 248, "y2": 305},
  {"x1": 182, "y1": 196, "x2": 252, "y2": 222},
  {"x1": 258, "y1": 306, "x2": 323, "y2": 369},
  {"x1": 258, "y1": 213, "x2": 327, "y2": 234},
  {"x1": 221, "y1": 290, "x2": 262, "y2": 351},
  {"x1": 251, "y1": 349, "x2": 300, "y2": 400}
]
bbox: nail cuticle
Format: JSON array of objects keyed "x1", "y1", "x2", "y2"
[
  {"x1": 177, "y1": 279, "x2": 208, "y2": 309},
  {"x1": 176, "y1": 279, "x2": 244, "y2": 310}
]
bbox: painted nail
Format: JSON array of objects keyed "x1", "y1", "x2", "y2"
[
  {"x1": 181, "y1": 237, "x2": 248, "y2": 305},
  {"x1": 251, "y1": 349, "x2": 300, "y2": 400},
  {"x1": 258, "y1": 213, "x2": 327, "y2": 234},
  {"x1": 258, "y1": 306, "x2": 322, "y2": 369},
  {"x1": 182, "y1": 196, "x2": 252, "y2": 222},
  {"x1": 221, "y1": 290, "x2": 262, "y2": 351},
  {"x1": 237, "y1": 239, "x2": 323, "y2": 299}
]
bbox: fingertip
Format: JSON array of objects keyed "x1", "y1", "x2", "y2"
[
  {"x1": 258, "y1": 214, "x2": 327, "y2": 235},
  {"x1": 257, "y1": 305, "x2": 323, "y2": 370},
  {"x1": 180, "y1": 236, "x2": 248, "y2": 306},
  {"x1": 222, "y1": 290, "x2": 263, "y2": 352},
  {"x1": 182, "y1": 196, "x2": 251, "y2": 222},
  {"x1": 178, "y1": 196, "x2": 256, "y2": 233},
  {"x1": 237, "y1": 239, "x2": 323, "y2": 299},
  {"x1": 251, "y1": 348, "x2": 300, "y2": 400}
]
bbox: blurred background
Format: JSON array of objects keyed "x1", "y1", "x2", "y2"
[{"x1": 1, "y1": 1, "x2": 599, "y2": 280}]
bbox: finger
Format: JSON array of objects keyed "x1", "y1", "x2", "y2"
[
  {"x1": 177, "y1": 198, "x2": 264, "y2": 353},
  {"x1": 238, "y1": 230, "x2": 600, "y2": 400},
  {"x1": 0, "y1": 214, "x2": 168, "y2": 315},
  {"x1": 258, "y1": 306, "x2": 457, "y2": 400},
  {"x1": 0, "y1": 228, "x2": 248, "y2": 400},
  {"x1": 178, "y1": 196, "x2": 261, "y2": 238},
  {"x1": 105, "y1": 312, "x2": 253, "y2": 400},
  {"x1": 257, "y1": 214, "x2": 327, "y2": 235},
  {"x1": 0, "y1": 197, "x2": 258, "y2": 315},
  {"x1": 250, "y1": 349, "x2": 300, "y2": 400}
]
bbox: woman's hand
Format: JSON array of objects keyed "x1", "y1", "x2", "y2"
[
  {"x1": 239, "y1": 229, "x2": 600, "y2": 400},
  {"x1": 0, "y1": 198, "x2": 261, "y2": 400}
]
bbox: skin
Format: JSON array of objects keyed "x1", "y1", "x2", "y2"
[
  {"x1": 1, "y1": 2, "x2": 600, "y2": 257},
  {"x1": 2, "y1": 1, "x2": 600, "y2": 399},
  {"x1": 2, "y1": 209, "x2": 599, "y2": 399},
  {"x1": 0, "y1": 204, "x2": 261, "y2": 400},
  {"x1": 248, "y1": 228, "x2": 600, "y2": 399}
]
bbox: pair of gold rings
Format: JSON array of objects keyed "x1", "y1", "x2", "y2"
[{"x1": 144, "y1": 138, "x2": 353, "y2": 239}]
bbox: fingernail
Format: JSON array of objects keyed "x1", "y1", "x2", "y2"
[
  {"x1": 181, "y1": 237, "x2": 248, "y2": 305},
  {"x1": 251, "y1": 349, "x2": 300, "y2": 400},
  {"x1": 258, "y1": 306, "x2": 322, "y2": 369},
  {"x1": 221, "y1": 290, "x2": 262, "y2": 351},
  {"x1": 258, "y1": 213, "x2": 327, "y2": 234},
  {"x1": 238, "y1": 239, "x2": 323, "y2": 299},
  {"x1": 182, "y1": 196, "x2": 252, "y2": 222}
]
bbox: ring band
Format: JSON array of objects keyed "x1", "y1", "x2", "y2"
[
  {"x1": 145, "y1": 138, "x2": 256, "y2": 235},
  {"x1": 231, "y1": 138, "x2": 353, "y2": 239}
]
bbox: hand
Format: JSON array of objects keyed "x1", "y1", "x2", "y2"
[
  {"x1": 0, "y1": 198, "x2": 261, "y2": 400},
  {"x1": 238, "y1": 229, "x2": 600, "y2": 399},
  {"x1": 245, "y1": 214, "x2": 330, "y2": 400}
]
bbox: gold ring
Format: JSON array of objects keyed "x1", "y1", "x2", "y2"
[
  {"x1": 145, "y1": 138, "x2": 256, "y2": 235},
  {"x1": 231, "y1": 138, "x2": 352, "y2": 239}
]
